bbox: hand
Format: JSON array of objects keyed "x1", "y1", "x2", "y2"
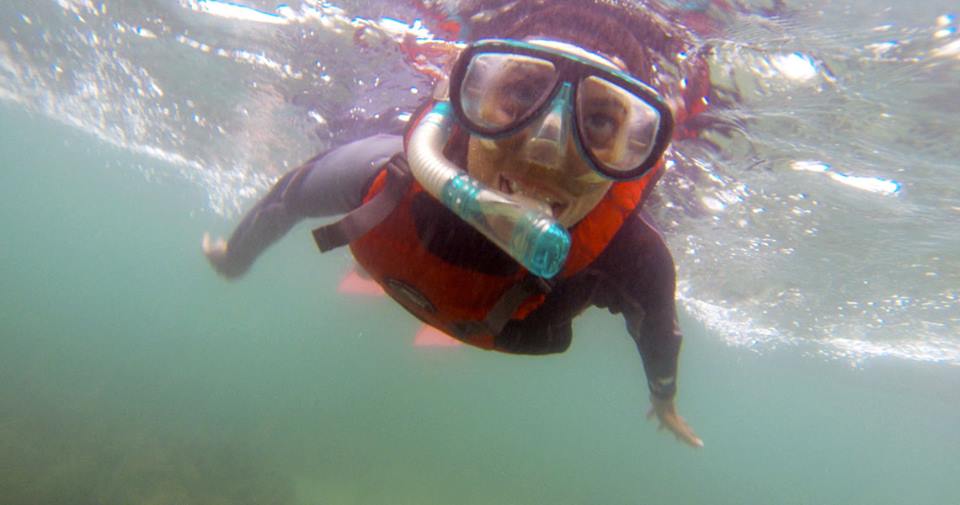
[
  {"x1": 647, "y1": 395, "x2": 703, "y2": 448},
  {"x1": 201, "y1": 232, "x2": 236, "y2": 278}
]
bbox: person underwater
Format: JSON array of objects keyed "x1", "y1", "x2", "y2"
[{"x1": 203, "y1": 0, "x2": 707, "y2": 448}]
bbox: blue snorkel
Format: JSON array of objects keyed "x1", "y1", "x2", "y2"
[{"x1": 406, "y1": 101, "x2": 571, "y2": 279}]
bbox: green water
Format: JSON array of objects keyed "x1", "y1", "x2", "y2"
[{"x1": 1, "y1": 103, "x2": 957, "y2": 504}]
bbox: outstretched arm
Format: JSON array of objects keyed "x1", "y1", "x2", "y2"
[
  {"x1": 609, "y1": 211, "x2": 702, "y2": 448},
  {"x1": 203, "y1": 134, "x2": 402, "y2": 278}
]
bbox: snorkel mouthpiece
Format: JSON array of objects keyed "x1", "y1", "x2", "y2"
[
  {"x1": 408, "y1": 102, "x2": 571, "y2": 278},
  {"x1": 442, "y1": 174, "x2": 571, "y2": 278}
]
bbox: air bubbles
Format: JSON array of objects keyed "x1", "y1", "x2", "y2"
[
  {"x1": 790, "y1": 160, "x2": 901, "y2": 196},
  {"x1": 134, "y1": 26, "x2": 157, "y2": 39},
  {"x1": 701, "y1": 196, "x2": 725, "y2": 212},
  {"x1": 148, "y1": 81, "x2": 164, "y2": 98},
  {"x1": 791, "y1": 160, "x2": 829, "y2": 173},
  {"x1": 933, "y1": 27, "x2": 955, "y2": 39},
  {"x1": 190, "y1": 0, "x2": 288, "y2": 25},
  {"x1": 931, "y1": 13, "x2": 960, "y2": 58},
  {"x1": 771, "y1": 52, "x2": 818, "y2": 82},
  {"x1": 865, "y1": 41, "x2": 898, "y2": 57},
  {"x1": 932, "y1": 38, "x2": 960, "y2": 59},
  {"x1": 308, "y1": 110, "x2": 327, "y2": 126},
  {"x1": 276, "y1": 4, "x2": 296, "y2": 20}
]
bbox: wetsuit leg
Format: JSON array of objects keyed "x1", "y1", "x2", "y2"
[{"x1": 217, "y1": 134, "x2": 402, "y2": 276}]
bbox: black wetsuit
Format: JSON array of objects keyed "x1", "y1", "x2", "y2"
[{"x1": 218, "y1": 134, "x2": 682, "y2": 399}]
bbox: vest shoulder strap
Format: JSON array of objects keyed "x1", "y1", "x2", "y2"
[
  {"x1": 312, "y1": 154, "x2": 412, "y2": 252},
  {"x1": 471, "y1": 275, "x2": 553, "y2": 338}
]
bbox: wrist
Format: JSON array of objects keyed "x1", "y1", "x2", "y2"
[{"x1": 648, "y1": 375, "x2": 676, "y2": 400}]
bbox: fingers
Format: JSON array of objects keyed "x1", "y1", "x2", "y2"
[
  {"x1": 201, "y1": 232, "x2": 241, "y2": 278},
  {"x1": 675, "y1": 428, "x2": 704, "y2": 448},
  {"x1": 200, "y1": 232, "x2": 227, "y2": 256},
  {"x1": 202, "y1": 232, "x2": 227, "y2": 257},
  {"x1": 664, "y1": 416, "x2": 704, "y2": 448},
  {"x1": 647, "y1": 398, "x2": 704, "y2": 448}
]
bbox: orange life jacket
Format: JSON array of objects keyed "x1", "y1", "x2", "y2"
[
  {"x1": 337, "y1": 156, "x2": 661, "y2": 349},
  {"x1": 305, "y1": 97, "x2": 667, "y2": 348}
]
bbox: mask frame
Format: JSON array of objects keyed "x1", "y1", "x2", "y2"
[{"x1": 448, "y1": 39, "x2": 675, "y2": 180}]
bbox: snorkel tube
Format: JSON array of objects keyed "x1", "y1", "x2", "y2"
[{"x1": 406, "y1": 101, "x2": 571, "y2": 279}]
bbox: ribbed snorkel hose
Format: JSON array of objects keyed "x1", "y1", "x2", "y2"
[{"x1": 406, "y1": 102, "x2": 571, "y2": 279}]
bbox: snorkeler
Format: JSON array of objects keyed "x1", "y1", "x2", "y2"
[{"x1": 203, "y1": 0, "x2": 708, "y2": 448}]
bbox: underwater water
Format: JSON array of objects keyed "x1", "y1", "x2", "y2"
[{"x1": 1, "y1": 1, "x2": 958, "y2": 504}]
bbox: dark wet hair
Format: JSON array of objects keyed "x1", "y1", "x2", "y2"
[
  {"x1": 427, "y1": 0, "x2": 711, "y2": 157},
  {"x1": 453, "y1": 0, "x2": 702, "y2": 91}
]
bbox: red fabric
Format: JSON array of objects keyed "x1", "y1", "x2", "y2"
[
  {"x1": 348, "y1": 150, "x2": 658, "y2": 347},
  {"x1": 561, "y1": 164, "x2": 659, "y2": 276},
  {"x1": 350, "y1": 174, "x2": 528, "y2": 345}
]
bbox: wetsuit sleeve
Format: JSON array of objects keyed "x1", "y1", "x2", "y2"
[
  {"x1": 214, "y1": 134, "x2": 402, "y2": 277},
  {"x1": 596, "y1": 211, "x2": 683, "y2": 400}
]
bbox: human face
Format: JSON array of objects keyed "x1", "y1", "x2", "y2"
[
  {"x1": 454, "y1": 39, "x2": 671, "y2": 226},
  {"x1": 466, "y1": 115, "x2": 613, "y2": 227}
]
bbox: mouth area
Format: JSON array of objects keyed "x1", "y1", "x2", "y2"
[{"x1": 497, "y1": 174, "x2": 569, "y2": 219}]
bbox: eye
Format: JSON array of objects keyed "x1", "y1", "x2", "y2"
[
  {"x1": 461, "y1": 54, "x2": 556, "y2": 128},
  {"x1": 507, "y1": 82, "x2": 541, "y2": 107},
  {"x1": 583, "y1": 112, "x2": 620, "y2": 147},
  {"x1": 496, "y1": 79, "x2": 548, "y2": 120}
]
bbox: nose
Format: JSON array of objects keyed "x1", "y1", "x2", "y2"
[{"x1": 521, "y1": 83, "x2": 572, "y2": 170}]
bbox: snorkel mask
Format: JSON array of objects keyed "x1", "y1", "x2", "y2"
[{"x1": 406, "y1": 39, "x2": 674, "y2": 279}]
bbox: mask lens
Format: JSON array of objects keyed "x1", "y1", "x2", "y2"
[
  {"x1": 576, "y1": 75, "x2": 661, "y2": 175},
  {"x1": 460, "y1": 53, "x2": 557, "y2": 131}
]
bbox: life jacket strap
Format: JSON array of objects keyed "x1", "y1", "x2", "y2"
[
  {"x1": 312, "y1": 155, "x2": 412, "y2": 252},
  {"x1": 313, "y1": 153, "x2": 553, "y2": 342},
  {"x1": 453, "y1": 275, "x2": 554, "y2": 340}
]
